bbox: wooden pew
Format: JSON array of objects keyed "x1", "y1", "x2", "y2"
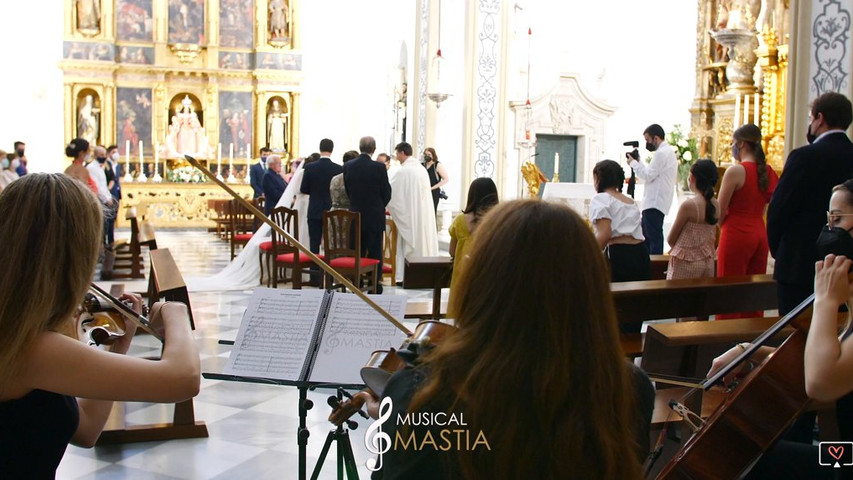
[
  {"x1": 147, "y1": 248, "x2": 196, "y2": 330},
  {"x1": 403, "y1": 256, "x2": 453, "y2": 320},
  {"x1": 102, "y1": 207, "x2": 156, "y2": 280},
  {"x1": 96, "y1": 281, "x2": 207, "y2": 445}
]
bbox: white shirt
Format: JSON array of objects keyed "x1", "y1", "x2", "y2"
[
  {"x1": 589, "y1": 192, "x2": 644, "y2": 241},
  {"x1": 86, "y1": 160, "x2": 112, "y2": 203},
  {"x1": 629, "y1": 141, "x2": 677, "y2": 214}
]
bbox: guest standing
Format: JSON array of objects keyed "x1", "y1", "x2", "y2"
[
  {"x1": 330, "y1": 150, "x2": 359, "y2": 210},
  {"x1": 262, "y1": 155, "x2": 287, "y2": 215},
  {"x1": 343, "y1": 136, "x2": 391, "y2": 268},
  {"x1": 449, "y1": 177, "x2": 498, "y2": 296},
  {"x1": 423, "y1": 147, "x2": 449, "y2": 213},
  {"x1": 666, "y1": 159, "x2": 719, "y2": 279},
  {"x1": 301, "y1": 139, "x2": 343, "y2": 255},
  {"x1": 626, "y1": 124, "x2": 677, "y2": 254}
]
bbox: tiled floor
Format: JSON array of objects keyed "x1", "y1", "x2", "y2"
[{"x1": 58, "y1": 230, "x2": 444, "y2": 479}]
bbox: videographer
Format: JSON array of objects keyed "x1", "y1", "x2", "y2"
[
  {"x1": 625, "y1": 124, "x2": 677, "y2": 254},
  {"x1": 423, "y1": 147, "x2": 449, "y2": 213}
]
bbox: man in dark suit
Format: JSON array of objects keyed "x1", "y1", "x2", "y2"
[
  {"x1": 768, "y1": 92, "x2": 853, "y2": 315},
  {"x1": 250, "y1": 146, "x2": 272, "y2": 198},
  {"x1": 301, "y1": 138, "x2": 343, "y2": 254},
  {"x1": 262, "y1": 155, "x2": 287, "y2": 216},
  {"x1": 344, "y1": 136, "x2": 392, "y2": 265}
]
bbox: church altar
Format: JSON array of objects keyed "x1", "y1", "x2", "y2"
[{"x1": 120, "y1": 182, "x2": 253, "y2": 229}]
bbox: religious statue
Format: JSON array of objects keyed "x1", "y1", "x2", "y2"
[
  {"x1": 76, "y1": 0, "x2": 101, "y2": 35},
  {"x1": 165, "y1": 95, "x2": 210, "y2": 158},
  {"x1": 77, "y1": 94, "x2": 99, "y2": 146},
  {"x1": 266, "y1": 99, "x2": 289, "y2": 152},
  {"x1": 268, "y1": 0, "x2": 289, "y2": 44},
  {"x1": 521, "y1": 161, "x2": 547, "y2": 198}
]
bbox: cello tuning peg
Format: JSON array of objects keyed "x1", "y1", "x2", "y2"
[{"x1": 346, "y1": 419, "x2": 358, "y2": 430}]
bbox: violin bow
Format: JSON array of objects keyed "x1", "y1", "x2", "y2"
[
  {"x1": 184, "y1": 155, "x2": 412, "y2": 337},
  {"x1": 88, "y1": 282, "x2": 165, "y2": 342}
]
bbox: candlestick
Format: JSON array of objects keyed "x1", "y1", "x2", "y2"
[
  {"x1": 553, "y1": 152, "x2": 560, "y2": 182},
  {"x1": 227, "y1": 143, "x2": 236, "y2": 183},
  {"x1": 152, "y1": 142, "x2": 162, "y2": 182},
  {"x1": 754, "y1": 93, "x2": 760, "y2": 128},
  {"x1": 217, "y1": 143, "x2": 224, "y2": 181},
  {"x1": 734, "y1": 94, "x2": 741, "y2": 128},
  {"x1": 123, "y1": 140, "x2": 133, "y2": 182},
  {"x1": 138, "y1": 141, "x2": 147, "y2": 182},
  {"x1": 246, "y1": 143, "x2": 251, "y2": 183},
  {"x1": 744, "y1": 94, "x2": 750, "y2": 125}
]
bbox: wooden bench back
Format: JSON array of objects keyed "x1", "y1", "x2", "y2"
[{"x1": 147, "y1": 248, "x2": 195, "y2": 329}]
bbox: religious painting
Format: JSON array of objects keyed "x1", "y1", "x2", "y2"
[
  {"x1": 75, "y1": 0, "x2": 101, "y2": 36},
  {"x1": 219, "y1": 0, "x2": 253, "y2": 48},
  {"x1": 255, "y1": 52, "x2": 301, "y2": 71},
  {"x1": 168, "y1": 0, "x2": 205, "y2": 45},
  {"x1": 266, "y1": 96, "x2": 289, "y2": 154},
  {"x1": 63, "y1": 41, "x2": 114, "y2": 61},
  {"x1": 219, "y1": 51, "x2": 253, "y2": 70},
  {"x1": 267, "y1": 0, "x2": 290, "y2": 47},
  {"x1": 118, "y1": 46, "x2": 154, "y2": 64},
  {"x1": 116, "y1": 0, "x2": 153, "y2": 42},
  {"x1": 76, "y1": 90, "x2": 101, "y2": 147},
  {"x1": 219, "y1": 92, "x2": 253, "y2": 158},
  {"x1": 116, "y1": 88, "x2": 152, "y2": 155}
]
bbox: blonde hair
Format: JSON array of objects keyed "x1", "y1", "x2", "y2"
[
  {"x1": 0, "y1": 174, "x2": 102, "y2": 392},
  {"x1": 412, "y1": 200, "x2": 642, "y2": 480}
]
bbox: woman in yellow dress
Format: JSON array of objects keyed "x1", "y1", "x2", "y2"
[{"x1": 449, "y1": 178, "x2": 498, "y2": 296}]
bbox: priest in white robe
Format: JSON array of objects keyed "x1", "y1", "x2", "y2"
[{"x1": 387, "y1": 142, "x2": 439, "y2": 283}]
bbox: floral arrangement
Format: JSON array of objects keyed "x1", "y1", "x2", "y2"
[
  {"x1": 166, "y1": 165, "x2": 207, "y2": 183},
  {"x1": 667, "y1": 124, "x2": 699, "y2": 190}
]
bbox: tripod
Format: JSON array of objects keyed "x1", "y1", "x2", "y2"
[{"x1": 311, "y1": 389, "x2": 360, "y2": 480}]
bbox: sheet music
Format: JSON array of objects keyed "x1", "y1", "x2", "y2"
[
  {"x1": 224, "y1": 288, "x2": 326, "y2": 381},
  {"x1": 308, "y1": 293, "x2": 407, "y2": 385}
]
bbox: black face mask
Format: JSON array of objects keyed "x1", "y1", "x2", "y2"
[
  {"x1": 816, "y1": 224, "x2": 853, "y2": 259},
  {"x1": 15, "y1": 149, "x2": 24, "y2": 157},
  {"x1": 646, "y1": 141, "x2": 657, "y2": 152},
  {"x1": 96, "y1": 156, "x2": 107, "y2": 164},
  {"x1": 807, "y1": 123, "x2": 817, "y2": 144}
]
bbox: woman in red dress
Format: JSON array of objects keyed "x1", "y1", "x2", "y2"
[{"x1": 716, "y1": 123, "x2": 779, "y2": 318}]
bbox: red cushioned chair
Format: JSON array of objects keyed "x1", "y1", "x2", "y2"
[
  {"x1": 228, "y1": 198, "x2": 256, "y2": 260},
  {"x1": 270, "y1": 206, "x2": 323, "y2": 288},
  {"x1": 323, "y1": 210, "x2": 380, "y2": 293}
]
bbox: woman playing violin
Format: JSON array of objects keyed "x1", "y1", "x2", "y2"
[
  {"x1": 366, "y1": 199, "x2": 653, "y2": 480},
  {"x1": 0, "y1": 174, "x2": 200, "y2": 477}
]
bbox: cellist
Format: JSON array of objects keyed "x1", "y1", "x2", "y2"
[
  {"x1": 708, "y1": 179, "x2": 853, "y2": 479},
  {"x1": 361, "y1": 200, "x2": 655, "y2": 480}
]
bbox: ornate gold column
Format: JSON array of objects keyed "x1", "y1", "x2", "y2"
[{"x1": 291, "y1": 92, "x2": 301, "y2": 159}]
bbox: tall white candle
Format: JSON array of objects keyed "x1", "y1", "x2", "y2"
[
  {"x1": 554, "y1": 152, "x2": 560, "y2": 177},
  {"x1": 734, "y1": 95, "x2": 741, "y2": 128},
  {"x1": 744, "y1": 94, "x2": 750, "y2": 125},
  {"x1": 754, "y1": 93, "x2": 760, "y2": 127},
  {"x1": 139, "y1": 141, "x2": 143, "y2": 171},
  {"x1": 217, "y1": 143, "x2": 222, "y2": 175},
  {"x1": 154, "y1": 143, "x2": 159, "y2": 174},
  {"x1": 229, "y1": 143, "x2": 234, "y2": 169},
  {"x1": 125, "y1": 140, "x2": 130, "y2": 171}
]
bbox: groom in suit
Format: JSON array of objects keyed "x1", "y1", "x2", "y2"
[
  {"x1": 768, "y1": 92, "x2": 853, "y2": 315},
  {"x1": 301, "y1": 138, "x2": 343, "y2": 255},
  {"x1": 250, "y1": 146, "x2": 271, "y2": 198},
  {"x1": 344, "y1": 136, "x2": 392, "y2": 265}
]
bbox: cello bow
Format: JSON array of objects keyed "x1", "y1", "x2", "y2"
[
  {"x1": 184, "y1": 155, "x2": 412, "y2": 337},
  {"x1": 657, "y1": 291, "x2": 850, "y2": 479}
]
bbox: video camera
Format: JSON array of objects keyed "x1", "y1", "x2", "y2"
[{"x1": 623, "y1": 141, "x2": 639, "y2": 198}]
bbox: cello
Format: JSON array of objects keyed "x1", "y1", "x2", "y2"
[{"x1": 657, "y1": 292, "x2": 849, "y2": 479}]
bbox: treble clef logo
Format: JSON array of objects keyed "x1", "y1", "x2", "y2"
[{"x1": 365, "y1": 397, "x2": 393, "y2": 471}]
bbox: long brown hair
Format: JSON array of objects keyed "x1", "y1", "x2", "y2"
[
  {"x1": 411, "y1": 200, "x2": 642, "y2": 480},
  {"x1": 733, "y1": 124, "x2": 770, "y2": 192},
  {"x1": 0, "y1": 174, "x2": 102, "y2": 393}
]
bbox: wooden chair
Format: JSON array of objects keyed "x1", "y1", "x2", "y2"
[
  {"x1": 207, "y1": 199, "x2": 231, "y2": 239},
  {"x1": 323, "y1": 210, "x2": 380, "y2": 293},
  {"x1": 382, "y1": 218, "x2": 398, "y2": 285},
  {"x1": 102, "y1": 207, "x2": 153, "y2": 280},
  {"x1": 270, "y1": 206, "x2": 324, "y2": 288},
  {"x1": 228, "y1": 199, "x2": 254, "y2": 259}
]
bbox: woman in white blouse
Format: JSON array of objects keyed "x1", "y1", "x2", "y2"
[{"x1": 590, "y1": 160, "x2": 650, "y2": 331}]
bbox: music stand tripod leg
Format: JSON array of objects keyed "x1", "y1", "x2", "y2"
[
  {"x1": 310, "y1": 390, "x2": 360, "y2": 480},
  {"x1": 298, "y1": 384, "x2": 313, "y2": 480}
]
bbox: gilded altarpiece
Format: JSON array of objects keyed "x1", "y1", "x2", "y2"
[
  {"x1": 60, "y1": 0, "x2": 301, "y2": 227},
  {"x1": 691, "y1": 0, "x2": 790, "y2": 171}
]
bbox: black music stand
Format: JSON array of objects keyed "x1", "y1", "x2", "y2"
[{"x1": 311, "y1": 389, "x2": 360, "y2": 480}]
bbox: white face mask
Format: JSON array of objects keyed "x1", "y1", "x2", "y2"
[
  {"x1": 1, "y1": 159, "x2": 9, "y2": 169},
  {"x1": 110, "y1": 152, "x2": 119, "y2": 161}
]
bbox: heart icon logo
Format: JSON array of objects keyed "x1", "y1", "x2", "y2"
[{"x1": 830, "y1": 445, "x2": 845, "y2": 461}]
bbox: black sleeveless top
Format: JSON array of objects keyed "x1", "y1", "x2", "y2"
[
  {"x1": 424, "y1": 162, "x2": 441, "y2": 206},
  {"x1": 0, "y1": 389, "x2": 79, "y2": 478}
]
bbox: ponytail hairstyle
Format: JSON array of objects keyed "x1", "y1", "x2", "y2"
[
  {"x1": 65, "y1": 137, "x2": 90, "y2": 159},
  {"x1": 691, "y1": 159, "x2": 719, "y2": 225},
  {"x1": 732, "y1": 123, "x2": 769, "y2": 192}
]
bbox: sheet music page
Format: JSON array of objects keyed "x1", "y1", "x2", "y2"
[
  {"x1": 223, "y1": 288, "x2": 326, "y2": 381},
  {"x1": 309, "y1": 293, "x2": 408, "y2": 385}
]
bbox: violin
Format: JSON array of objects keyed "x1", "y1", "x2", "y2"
[{"x1": 328, "y1": 320, "x2": 457, "y2": 426}]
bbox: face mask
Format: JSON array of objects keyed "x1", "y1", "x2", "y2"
[
  {"x1": 96, "y1": 156, "x2": 107, "y2": 164},
  {"x1": 816, "y1": 224, "x2": 853, "y2": 259},
  {"x1": 110, "y1": 152, "x2": 119, "y2": 161},
  {"x1": 16, "y1": 149, "x2": 24, "y2": 157},
  {"x1": 807, "y1": 123, "x2": 817, "y2": 144},
  {"x1": 731, "y1": 143, "x2": 740, "y2": 160},
  {"x1": 1, "y1": 159, "x2": 9, "y2": 169},
  {"x1": 645, "y1": 141, "x2": 657, "y2": 152},
  {"x1": 261, "y1": 155, "x2": 268, "y2": 162}
]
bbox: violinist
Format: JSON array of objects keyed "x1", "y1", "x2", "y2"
[
  {"x1": 364, "y1": 200, "x2": 653, "y2": 480},
  {"x1": 0, "y1": 174, "x2": 200, "y2": 477},
  {"x1": 708, "y1": 179, "x2": 853, "y2": 479}
]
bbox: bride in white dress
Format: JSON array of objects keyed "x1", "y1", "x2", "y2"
[{"x1": 188, "y1": 158, "x2": 310, "y2": 291}]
